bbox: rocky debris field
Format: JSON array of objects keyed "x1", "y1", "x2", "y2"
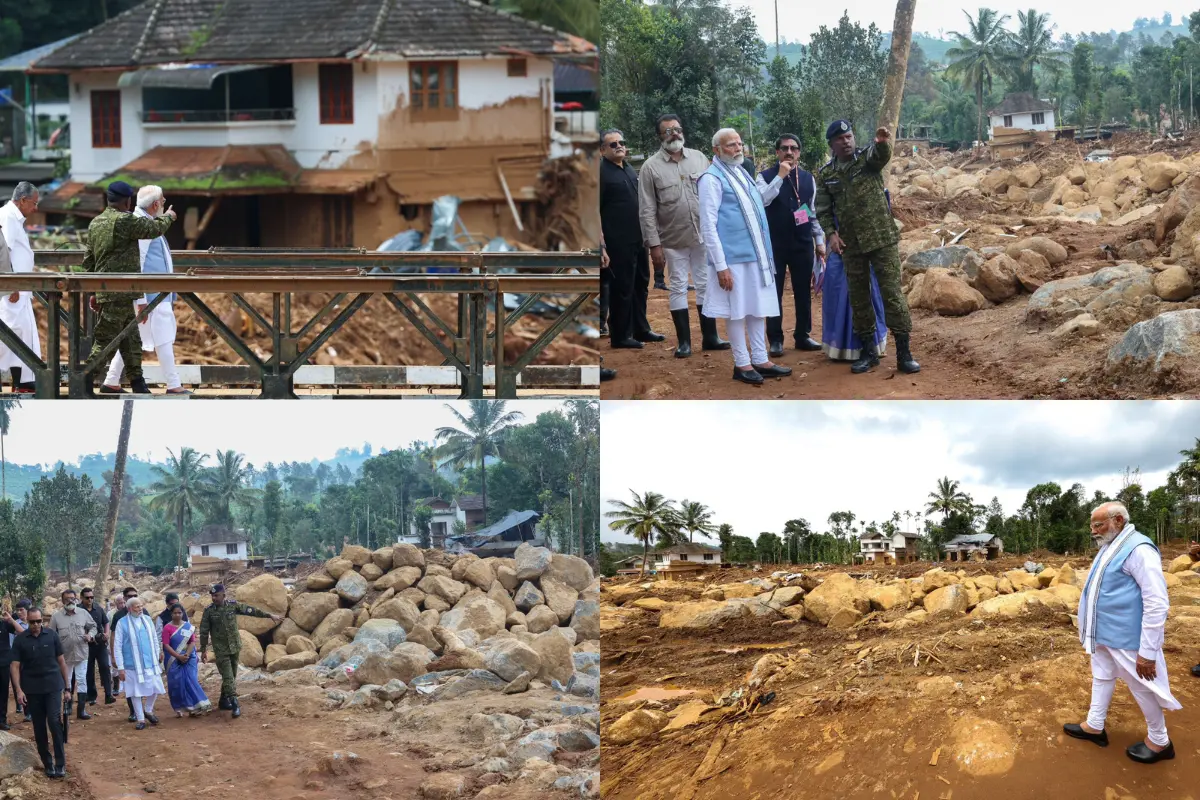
[
  {"x1": 16, "y1": 542, "x2": 600, "y2": 800},
  {"x1": 600, "y1": 551, "x2": 1200, "y2": 799}
]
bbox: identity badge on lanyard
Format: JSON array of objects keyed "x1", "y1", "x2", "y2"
[{"x1": 795, "y1": 203, "x2": 811, "y2": 226}]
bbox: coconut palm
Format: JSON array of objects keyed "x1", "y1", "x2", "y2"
[
  {"x1": 205, "y1": 449, "x2": 259, "y2": 525},
  {"x1": 606, "y1": 490, "x2": 681, "y2": 577},
  {"x1": 926, "y1": 477, "x2": 972, "y2": 524},
  {"x1": 945, "y1": 8, "x2": 1013, "y2": 142},
  {"x1": 1005, "y1": 9, "x2": 1067, "y2": 93},
  {"x1": 0, "y1": 398, "x2": 18, "y2": 500},
  {"x1": 148, "y1": 447, "x2": 210, "y2": 569},
  {"x1": 676, "y1": 500, "x2": 717, "y2": 542},
  {"x1": 435, "y1": 400, "x2": 524, "y2": 525}
]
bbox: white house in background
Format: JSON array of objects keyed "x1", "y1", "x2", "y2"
[
  {"x1": 400, "y1": 494, "x2": 487, "y2": 548},
  {"x1": 187, "y1": 523, "x2": 250, "y2": 565},
  {"x1": 653, "y1": 542, "x2": 724, "y2": 577},
  {"x1": 987, "y1": 92, "x2": 1056, "y2": 139},
  {"x1": 29, "y1": 0, "x2": 596, "y2": 247},
  {"x1": 858, "y1": 530, "x2": 923, "y2": 564}
]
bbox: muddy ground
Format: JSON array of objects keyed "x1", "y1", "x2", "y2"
[{"x1": 600, "y1": 551, "x2": 1200, "y2": 800}]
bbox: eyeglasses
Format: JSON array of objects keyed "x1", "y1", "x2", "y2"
[
  {"x1": 778, "y1": 145, "x2": 800, "y2": 152},
  {"x1": 662, "y1": 127, "x2": 683, "y2": 135},
  {"x1": 27, "y1": 619, "x2": 42, "y2": 625},
  {"x1": 607, "y1": 141, "x2": 627, "y2": 149}
]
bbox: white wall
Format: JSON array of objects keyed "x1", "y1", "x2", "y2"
[
  {"x1": 186, "y1": 541, "x2": 245, "y2": 565},
  {"x1": 68, "y1": 72, "x2": 146, "y2": 182},
  {"x1": 989, "y1": 109, "x2": 1055, "y2": 137},
  {"x1": 292, "y1": 61, "x2": 380, "y2": 169}
]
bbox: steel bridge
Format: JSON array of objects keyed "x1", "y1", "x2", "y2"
[{"x1": 0, "y1": 249, "x2": 599, "y2": 399}]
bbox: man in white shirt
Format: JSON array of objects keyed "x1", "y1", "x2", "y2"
[
  {"x1": 0, "y1": 182, "x2": 42, "y2": 393},
  {"x1": 1064, "y1": 501, "x2": 1181, "y2": 763}
]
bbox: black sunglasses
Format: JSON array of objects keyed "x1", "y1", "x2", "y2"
[
  {"x1": 607, "y1": 141, "x2": 626, "y2": 149},
  {"x1": 778, "y1": 145, "x2": 800, "y2": 152},
  {"x1": 27, "y1": 619, "x2": 42, "y2": 625}
]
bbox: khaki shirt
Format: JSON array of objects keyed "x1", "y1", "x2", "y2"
[
  {"x1": 638, "y1": 147, "x2": 710, "y2": 249},
  {"x1": 49, "y1": 607, "x2": 97, "y2": 665}
]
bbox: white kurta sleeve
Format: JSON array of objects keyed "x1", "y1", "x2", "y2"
[
  {"x1": 756, "y1": 173, "x2": 783, "y2": 205},
  {"x1": 1122, "y1": 544, "x2": 1169, "y2": 660},
  {"x1": 810, "y1": 176, "x2": 826, "y2": 248},
  {"x1": 113, "y1": 619, "x2": 126, "y2": 670},
  {"x1": 698, "y1": 174, "x2": 728, "y2": 272}
]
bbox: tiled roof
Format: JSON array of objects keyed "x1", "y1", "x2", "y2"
[
  {"x1": 188, "y1": 523, "x2": 248, "y2": 546},
  {"x1": 95, "y1": 144, "x2": 301, "y2": 195},
  {"x1": 33, "y1": 0, "x2": 594, "y2": 71},
  {"x1": 945, "y1": 533, "x2": 998, "y2": 546},
  {"x1": 987, "y1": 92, "x2": 1055, "y2": 116},
  {"x1": 456, "y1": 494, "x2": 485, "y2": 511}
]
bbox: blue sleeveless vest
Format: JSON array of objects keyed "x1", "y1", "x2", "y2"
[
  {"x1": 700, "y1": 163, "x2": 765, "y2": 265},
  {"x1": 1081, "y1": 531, "x2": 1158, "y2": 652},
  {"x1": 142, "y1": 238, "x2": 175, "y2": 305}
]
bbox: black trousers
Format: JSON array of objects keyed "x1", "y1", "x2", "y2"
[
  {"x1": 607, "y1": 240, "x2": 651, "y2": 343},
  {"x1": 85, "y1": 642, "x2": 112, "y2": 701},
  {"x1": 599, "y1": 265, "x2": 611, "y2": 331},
  {"x1": 0, "y1": 661, "x2": 9, "y2": 723},
  {"x1": 25, "y1": 691, "x2": 65, "y2": 769},
  {"x1": 766, "y1": 238, "x2": 816, "y2": 345}
]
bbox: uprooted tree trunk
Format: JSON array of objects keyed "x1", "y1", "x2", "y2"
[
  {"x1": 877, "y1": 0, "x2": 917, "y2": 136},
  {"x1": 96, "y1": 399, "x2": 134, "y2": 604}
]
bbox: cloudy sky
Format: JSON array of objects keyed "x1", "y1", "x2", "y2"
[
  {"x1": 742, "y1": 1, "x2": 1191, "y2": 45},
  {"x1": 3, "y1": 400, "x2": 566, "y2": 468},
  {"x1": 600, "y1": 401, "x2": 1199, "y2": 544}
]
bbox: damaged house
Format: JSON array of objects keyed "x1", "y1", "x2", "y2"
[
  {"x1": 445, "y1": 509, "x2": 543, "y2": 558},
  {"x1": 28, "y1": 0, "x2": 596, "y2": 249},
  {"x1": 857, "y1": 529, "x2": 922, "y2": 564},
  {"x1": 943, "y1": 533, "x2": 1004, "y2": 562}
]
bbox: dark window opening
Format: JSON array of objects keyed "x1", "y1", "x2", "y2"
[
  {"x1": 91, "y1": 90, "x2": 121, "y2": 148},
  {"x1": 319, "y1": 63, "x2": 354, "y2": 124},
  {"x1": 507, "y1": 58, "x2": 527, "y2": 77},
  {"x1": 142, "y1": 65, "x2": 295, "y2": 123}
]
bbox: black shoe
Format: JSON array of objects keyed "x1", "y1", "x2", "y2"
[
  {"x1": 599, "y1": 324, "x2": 609, "y2": 338},
  {"x1": 45, "y1": 767, "x2": 56, "y2": 779},
  {"x1": 752, "y1": 363, "x2": 793, "y2": 378},
  {"x1": 611, "y1": 338, "x2": 644, "y2": 350},
  {"x1": 653, "y1": 276, "x2": 667, "y2": 291},
  {"x1": 600, "y1": 368, "x2": 617, "y2": 382},
  {"x1": 795, "y1": 336, "x2": 823, "y2": 351},
  {"x1": 1126, "y1": 740, "x2": 1175, "y2": 763},
  {"x1": 768, "y1": 341, "x2": 785, "y2": 358},
  {"x1": 54, "y1": 766, "x2": 66, "y2": 779},
  {"x1": 77, "y1": 694, "x2": 91, "y2": 720},
  {"x1": 851, "y1": 337, "x2": 881, "y2": 374},
  {"x1": 670, "y1": 308, "x2": 692, "y2": 358},
  {"x1": 732, "y1": 367, "x2": 764, "y2": 385},
  {"x1": 1062, "y1": 723, "x2": 1109, "y2": 747},
  {"x1": 636, "y1": 330, "x2": 666, "y2": 343},
  {"x1": 105, "y1": 695, "x2": 116, "y2": 705},
  {"x1": 146, "y1": 713, "x2": 159, "y2": 726},
  {"x1": 131, "y1": 377, "x2": 152, "y2": 394},
  {"x1": 99, "y1": 384, "x2": 127, "y2": 394},
  {"x1": 218, "y1": 695, "x2": 232, "y2": 710},
  {"x1": 894, "y1": 332, "x2": 921, "y2": 374},
  {"x1": 0, "y1": 721, "x2": 9, "y2": 731},
  {"x1": 23, "y1": 713, "x2": 31, "y2": 722},
  {"x1": 135, "y1": 721, "x2": 147, "y2": 730},
  {"x1": 697, "y1": 305, "x2": 730, "y2": 351},
  {"x1": 231, "y1": 698, "x2": 241, "y2": 718},
  {"x1": 1191, "y1": 663, "x2": 1200, "y2": 677}
]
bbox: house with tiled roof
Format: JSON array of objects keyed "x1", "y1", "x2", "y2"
[
  {"x1": 986, "y1": 92, "x2": 1056, "y2": 139},
  {"x1": 858, "y1": 530, "x2": 922, "y2": 564},
  {"x1": 400, "y1": 493, "x2": 488, "y2": 548},
  {"x1": 27, "y1": 0, "x2": 595, "y2": 247}
]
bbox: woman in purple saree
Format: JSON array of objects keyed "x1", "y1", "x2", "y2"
[{"x1": 162, "y1": 604, "x2": 211, "y2": 717}]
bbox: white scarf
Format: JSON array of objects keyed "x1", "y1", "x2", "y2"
[
  {"x1": 1078, "y1": 523, "x2": 1137, "y2": 654},
  {"x1": 711, "y1": 157, "x2": 774, "y2": 287}
]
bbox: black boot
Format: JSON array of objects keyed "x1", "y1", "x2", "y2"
[
  {"x1": 598, "y1": 278, "x2": 610, "y2": 338},
  {"x1": 76, "y1": 694, "x2": 91, "y2": 720},
  {"x1": 230, "y1": 697, "x2": 241, "y2": 718},
  {"x1": 653, "y1": 269, "x2": 666, "y2": 291},
  {"x1": 851, "y1": 336, "x2": 880, "y2": 374},
  {"x1": 127, "y1": 697, "x2": 137, "y2": 722},
  {"x1": 600, "y1": 367, "x2": 617, "y2": 381},
  {"x1": 218, "y1": 695, "x2": 232, "y2": 711},
  {"x1": 697, "y1": 305, "x2": 730, "y2": 351},
  {"x1": 894, "y1": 333, "x2": 921, "y2": 374},
  {"x1": 10, "y1": 366, "x2": 20, "y2": 392},
  {"x1": 670, "y1": 309, "x2": 692, "y2": 358},
  {"x1": 131, "y1": 377, "x2": 152, "y2": 394}
]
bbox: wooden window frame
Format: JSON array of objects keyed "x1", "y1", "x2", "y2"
[
  {"x1": 1032, "y1": 111, "x2": 1045, "y2": 125},
  {"x1": 409, "y1": 61, "x2": 459, "y2": 121},
  {"x1": 1003, "y1": 114, "x2": 1013, "y2": 128},
  {"x1": 91, "y1": 90, "x2": 122, "y2": 148},
  {"x1": 226, "y1": 543, "x2": 239, "y2": 555},
  {"x1": 200, "y1": 545, "x2": 210, "y2": 556},
  {"x1": 319, "y1": 63, "x2": 354, "y2": 124},
  {"x1": 506, "y1": 58, "x2": 527, "y2": 77}
]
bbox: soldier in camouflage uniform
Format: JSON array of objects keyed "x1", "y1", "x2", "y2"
[
  {"x1": 814, "y1": 121, "x2": 920, "y2": 375},
  {"x1": 79, "y1": 181, "x2": 176, "y2": 395},
  {"x1": 198, "y1": 584, "x2": 282, "y2": 718}
]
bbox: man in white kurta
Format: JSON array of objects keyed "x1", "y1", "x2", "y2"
[
  {"x1": 698, "y1": 128, "x2": 791, "y2": 385},
  {"x1": 113, "y1": 599, "x2": 165, "y2": 728},
  {"x1": 102, "y1": 185, "x2": 189, "y2": 394},
  {"x1": 0, "y1": 183, "x2": 42, "y2": 393},
  {"x1": 1065, "y1": 501, "x2": 1181, "y2": 763}
]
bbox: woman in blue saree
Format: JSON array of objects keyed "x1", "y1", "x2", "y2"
[
  {"x1": 819, "y1": 251, "x2": 889, "y2": 361},
  {"x1": 161, "y1": 604, "x2": 211, "y2": 717}
]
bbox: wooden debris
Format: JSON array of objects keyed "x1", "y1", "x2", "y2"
[
  {"x1": 929, "y1": 747, "x2": 941, "y2": 766},
  {"x1": 937, "y1": 776, "x2": 951, "y2": 785}
]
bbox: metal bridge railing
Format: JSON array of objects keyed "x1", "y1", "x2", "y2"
[{"x1": 1, "y1": 249, "x2": 599, "y2": 399}]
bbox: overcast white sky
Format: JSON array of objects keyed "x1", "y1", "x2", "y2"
[
  {"x1": 741, "y1": 1, "x2": 1193, "y2": 45},
  {"x1": 4, "y1": 401, "x2": 566, "y2": 468},
  {"x1": 600, "y1": 401, "x2": 1197, "y2": 544}
]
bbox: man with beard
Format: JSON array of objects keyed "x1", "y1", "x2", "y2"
[
  {"x1": 600, "y1": 129, "x2": 659, "y2": 348},
  {"x1": 638, "y1": 114, "x2": 727, "y2": 358},
  {"x1": 1064, "y1": 502, "x2": 1181, "y2": 763},
  {"x1": 814, "y1": 121, "x2": 919, "y2": 376},
  {"x1": 757, "y1": 133, "x2": 826, "y2": 357},
  {"x1": 697, "y1": 128, "x2": 792, "y2": 385}
]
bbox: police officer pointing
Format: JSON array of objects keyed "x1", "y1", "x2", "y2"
[
  {"x1": 814, "y1": 120, "x2": 920, "y2": 376},
  {"x1": 198, "y1": 584, "x2": 282, "y2": 718}
]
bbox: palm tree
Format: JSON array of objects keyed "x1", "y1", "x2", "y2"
[
  {"x1": 945, "y1": 8, "x2": 1012, "y2": 142},
  {"x1": 205, "y1": 450, "x2": 258, "y2": 525},
  {"x1": 926, "y1": 477, "x2": 971, "y2": 524},
  {"x1": 1007, "y1": 9, "x2": 1068, "y2": 93},
  {"x1": 0, "y1": 398, "x2": 18, "y2": 500},
  {"x1": 435, "y1": 400, "x2": 524, "y2": 525},
  {"x1": 148, "y1": 447, "x2": 210, "y2": 569},
  {"x1": 676, "y1": 500, "x2": 717, "y2": 543},
  {"x1": 605, "y1": 490, "x2": 681, "y2": 577}
]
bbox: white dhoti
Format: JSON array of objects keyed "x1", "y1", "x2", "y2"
[
  {"x1": 105, "y1": 299, "x2": 180, "y2": 389},
  {"x1": 1085, "y1": 645, "x2": 1181, "y2": 746},
  {"x1": 121, "y1": 670, "x2": 166, "y2": 699},
  {"x1": 703, "y1": 261, "x2": 779, "y2": 368},
  {"x1": 665, "y1": 244, "x2": 708, "y2": 310},
  {"x1": 0, "y1": 292, "x2": 41, "y2": 373}
]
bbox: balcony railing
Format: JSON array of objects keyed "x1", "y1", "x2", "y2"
[
  {"x1": 142, "y1": 108, "x2": 297, "y2": 124},
  {"x1": 554, "y1": 110, "x2": 598, "y2": 139}
]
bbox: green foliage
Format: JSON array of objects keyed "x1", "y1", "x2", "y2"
[
  {"x1": 19, "y1": 466, "x2": 103, "y2": 586},
  {"x1": 0, "y1": 498, "x2": 43, "y2": 602},
  {"x1": 802, "y1": 12, "x2": 888, "y2": 137},
  {"x1": 726, "y1": 534, "x2": 757, "y2": 563},
  {"x1": 717, "y1": 523, "x2": 733, "y2": 557},
  {"x1": 495, "y1": 0, "x2": 599, "y2": 45},
  {"x1": 1072, "y1": 42, "x2": 1095, "y2": 126},
  {"x1": 436, "y1": 400, "x2": 524, "y2": 526}
]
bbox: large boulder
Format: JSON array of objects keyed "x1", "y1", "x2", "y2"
[
  {"x1": 336, "y1": 571, "x2": 370, "y2": 604},
  {"x1": 392, "y1": 543, "x2": 426, "y2": 570},
  {"x1": 340, "y1": 544, "x2": 372, "y2": 566},
  {"x1": 371, "y1": 597, "x2": 422, "y2": 632},
  {"x1": 325, "y1": 557, "x2": 354, "y2": 579},
  {"x1": 867, "y1": 583, "x2": 910, "y2": 612},
  {"x1": 542, "y1": 553, "x2": 595, "y2": 592},
  {"x1": 233, "y1": 574, "x2": 287, "y2": 636},
  {"x1": 971, "y1": 255, "x2": 1021, "y2": 304},
  {"x1": 266, "y1": 651, "x2": 319, "y2": 673},
  {"x1": 910, "y1": 268, "x2": 987, "y2": 316},
  {"x1": 923, "y1": 584, "x2": 969, "y2": 616},
  {"x1": 484, "y1": 638, "x2": 543, "y2": 682},
  {"x1": 525, "y1": 604, "x2": 561, "y2": 634},
  {"x1": 495, "y1": 564, "x2": 519, "y2": 592},
  {"x1": 608, "y1": 709, "x2": 669, "y2": 745},
  {"x1": 570, "y1": 599, "x2": 599, "y2": 641},
  {"x1": 354, "y1": 618, "x2": 408, "y2": 649},
  {"x1": 289, "y1": 592, "x2": 340, "y2": 631},
  {"x1": 1012, "y1": 162, "x2": 1042, "y2": 188},
  {"x1": 263, "y1": 644, "x2": 287, "y2": 666},
  {"x1": 1143, "y1": 160, "x2": 1183, "y2": 193},
  {"x1": 440, "y1": 595, "x2": 508, "y2": 639},
  {"x1": 1005, "y1": 570, "x2": 1040, "y2": 591},
  {"x1": 417, "y1": 575, "x2": 468, "y2": 606},
  {"x1": 305, "y1": 572, "x2": 336, "y2": 591},
  {"x1": 311, "y1": 607, "x2": 356, "y2": 648},
  {"x1": 1107, "y1": 309, "x2": 1200, "y2": 374},
  {"x1": 1050, "y1": 564, "x2": 1080, "y2": 586},
  {"x1": 0, "y1": 730, "x2": 42, "y2": 777},
  {"x1": 351, "y1": 650, "x2": 427, "y2": 687},
  {"x1": 371, "y1": 547, "x2": 395, "y2": 571},
  {"x1": 659, "y1": 599, "x2": 749, "y2": 629},
  {"x1": 1169, "y1": 554, "x2": 1198, "y2": 573},
  {"x1": 1154, "y1": 265, "x2": 1194, "y2": 301},
  {"x1": 1118, "y1": 239, "x2": 1160, "y2": 261},
  {"x1": 515, "y1": 542, "x2": 553, "y2": 582},
  {"x1": 286, "y1": 635, "x2": 316, "y2": 655},
  {"x1": 1004, "y1": 237, "x2": 1068, "y2": 265},
  {"x1": 979, "y1": 168, "x2": 1014, "y2": 195},
  {"x1": 1026, "y1": 263, "x2": 1149, "y2": 325},
  {"x1": 458, "y1": 559, "x2": 495, "y2": 592},
  {"x1": 376, "y1": 565, "x2": 423, "y2": 593},
  {"x1": 486, "y1": 582, "x2": 517, "y2": 617},
  {"x1": 1156, "y1": 174, "x2": 1200, "y2": 242},
  {"x1": 238, "y1": 629, "x2": 264, "y2": 668},
  {"x1": 540, "y1": 577, "x2": 580, "y2": 624},
  {"x1": 272, "y1": 617, "x2": 307, "y2": 646},
  {"x1": 902, "y1": 246, "x2": 985, "y2": 279},
  {"x1": 922, "y1": 569, "x2": 959, "y2": 591},
  {"x1": 803, "y1": 573, "x2": 870, "y2": 628},
  {"x1": 1085, "y1": 270, "x2": 1155, "y2": 315},
  {"x1": 359, "y1": 563, "x2": 384, "y2": 582},
  {"x1": 514, "y1": 581, "x2": 546, "y2": 612},
  {"x1": 529, "y1": 627, "x2": 575, "y2": 685}
]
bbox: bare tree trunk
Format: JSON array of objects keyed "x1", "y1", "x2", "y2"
[
  {"x1": 877, "y1": 0, "x2": 916, "y2": 135},
  {"x1": 95, "y1": 399, "x2": 133, "y2": 604}
]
